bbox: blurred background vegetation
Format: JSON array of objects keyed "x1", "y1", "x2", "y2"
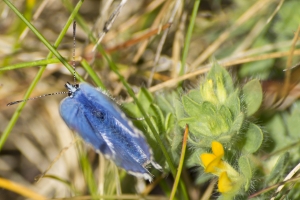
[{"x1": 0, "y1": 0, "x2": 300, "y2": 199}]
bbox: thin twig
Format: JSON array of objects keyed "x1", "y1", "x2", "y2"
[
  {"x1": 92, "y1": 0, "x2": 127, "y2": 52},
  {"x1": 169, "y1": 124, "x2": 189, "y2": 200},
  {"x1": 20, "y1": 0, "x2": 52, "y2": 41},
  {"x1": 147, "y1": 0, "x2": 180, "y2": 87},
  {"x1": 270, "y1": 162, "x2": 300, "y2": 200},
  {"x1": 190, "y1": 0, "x2": 273, "y2": 69},
  {"x1": 149, "y1": 49, "x2": 300, "y2": 93}
]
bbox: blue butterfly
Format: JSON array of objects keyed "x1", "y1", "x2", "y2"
[{"x1": 59, "y1": 82, "x2": 162, "y2": 181}]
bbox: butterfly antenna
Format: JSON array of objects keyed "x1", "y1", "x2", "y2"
[
  {"x1": 7, "y1": 91, "x2": 68, "y2": 106},
  {"x1": 7, "y1": 22, "x2": 78, "y2": 106},
  {"x1": 72, "y1": 20, "x2": 77, "y2": 85}
]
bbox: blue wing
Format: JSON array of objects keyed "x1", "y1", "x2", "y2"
[
  {"x1": 78, "y1": 83, "x2": 153, "y2": 163},
  {"x1": 59, "y1": 83, "x2": 160, "y2": 181},
  {"x1": 60, "y1": 97, "x2": 114, "y2": 158}
]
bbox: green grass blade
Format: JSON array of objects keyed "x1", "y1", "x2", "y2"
[
  {"x1": 81, "y1": 59, "x2": 106, "y2": 90},
  {"x1": 0, "y1": 58, "x2": 60, "y2": 71},
  {"x1": 0, "y1": 0, "x2": 84, "y2": 151},
  {"x1": 179, "y1": 0, "x2": 201, "y2": 77}
]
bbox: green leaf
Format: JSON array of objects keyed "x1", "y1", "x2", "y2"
[
  {"x1": 123, "y1": 88, "x2": 154, "y2": 118},
  {"x1": 149, "y1": 104, "x2": 165, "y2": 133},
  {"x1": 241, "y1": 79, "x2": 263, "y2": 116},
  {"x1": 178, "y1": 117, "x2": 211, "y2": 137},
  {"x1": 217, "y1": 105, "x2": 233, "y2": 132},
  {"x1": 265, "y1": 114, "x2": 292, "y2": 151},
  {"x1": 157, "y1": 95, "x2": 174, "y2": 114},
  {"x1": 199, "y1": 102, "x2": 217, "y2": 119},
  {"x1": 229, "y1": 112, "x2": 244, "y2": 135},
  {"x1": 265, "y1": 153, "x2": 290, "y2": 185},
  {"x1": 187, "y1": 89, "x2": 203, "y2": 103},
  {"x1": 238, "y1": 156, "x2": 252, "y2": 191},
  {"x1": 149, "y1": 116, "x2": 159, "y2": 137},
  {"x1": 225, "y1": 90, "x2": 240, "y2": 118},
  {"x1": 242, "y1": 123, "x2": 263, "y2": 153},
  {"x1": 174, "y1": 98, "x2": 185, "y2": 120},
  {"x1": 122, "y1": 102, "x2": 141, "y2": 118},
  {"x1": 171, "y1": 127, "x2": 184, "y2": 153},
  {"x1": 137, "y1": 87, "x2": 154, "y2": 110},
  {"x1": 205, "y1": 105, "x2": 232, "y2": 135},
  {"x1": 182, "y1": 95, "x2": 203, "y2": 117},
  {"x1": 181, "y1": 97, "x2": 233, "y2": 136},
  {"x1": 165, "y1": 113, "x2": 175, "y2": 133}
]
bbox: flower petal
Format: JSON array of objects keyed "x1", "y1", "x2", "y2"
[
  {"x1": 205, "y1": 155, "x2": 224, "y2": 173},
  {"x1": 218, "y1": 171, "x2": 233, "y2": 193},
  {"x1": 212, "y1": 141, "x2": 224, "y2": 157},
  {"x1": 200, "y1": 153, "x2": 216, "y2": 168}
]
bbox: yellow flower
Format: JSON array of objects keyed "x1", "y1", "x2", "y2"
[
  {"x1": 218, "y1": 171, "x2": 233, "y2": 193},
  {"x1": 200, "y1": 141, "x2": 241, "y2": 195},
  {"x1": 200, "y1": 141, "x2": 225, "y2": 174}
]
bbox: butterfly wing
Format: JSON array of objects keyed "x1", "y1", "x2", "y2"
[
  {"x1": 78, "y1": 83, "x2": 153, "y2": 163},
  {"x1": 60, "y1": 83, "x2": 160, "y2": 181},
  {"x1": 60, "y1": 96, "x2": 114, "y2": 158}
]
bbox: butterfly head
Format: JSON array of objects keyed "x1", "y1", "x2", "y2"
[{"x1": 65, "y1": 82, "x2": 79, "y2": 98}]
